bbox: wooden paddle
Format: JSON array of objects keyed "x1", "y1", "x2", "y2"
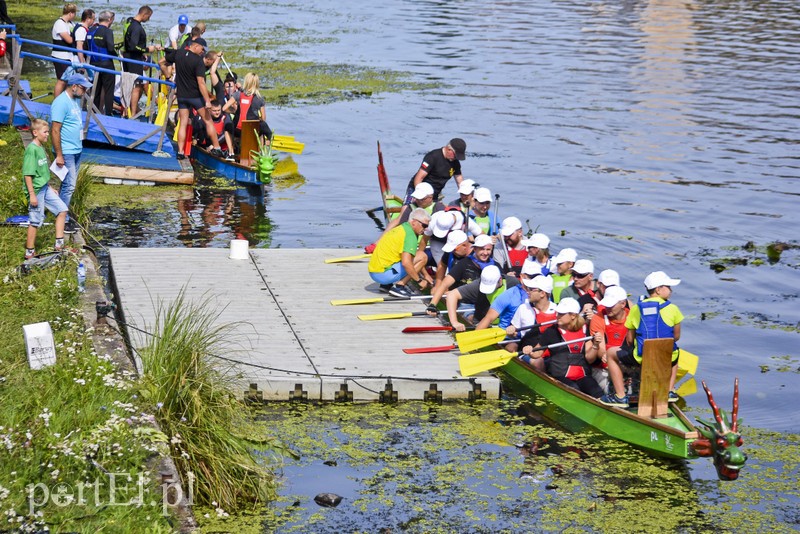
[
  {"x1": 359, "y1": 307, "x2": 473, "y2": 321},
  {"x1": 459, "y1": 336, "x2": 592, "y2": 377},
  {"x1": 331, "y1": 295, "x2": 432, "y2": 306},
  {"x1": 402, "y1": 325, "x2": 476, "y2": 333},
  {"x1": 324, "y1": 253, "x2": 371, "y2": 264},
  {"x1": 404, "y1": 337, "x2": 516, "y2": 355},
  {"x1": 455, "y1": 320, "x2": 557, "y2": 353}
]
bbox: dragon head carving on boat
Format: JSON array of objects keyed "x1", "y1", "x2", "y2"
[{"x1": 691, "y1": 378, "x2": 746, "y2": 481}]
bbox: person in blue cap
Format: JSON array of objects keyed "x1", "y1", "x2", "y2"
[
  {"x1": 169, "y1": 14, "x2": 190, "y2": 49},
  {"x1": 51, "y1": 73, "x2": 92, "y2": 234}
]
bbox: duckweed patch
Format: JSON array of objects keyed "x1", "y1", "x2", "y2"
[
  {"x1": 703, "y1": 241, "x2": 800, "y2": 272},
  {"x1": 760, "y1": 355, "x2": 800, "y2": 374},
  {"x1": 188, "y1": 400, "x2": 800, "y2": 532}
]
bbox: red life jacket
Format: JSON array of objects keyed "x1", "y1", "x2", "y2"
[
  {"x1": 560, "y1": 327, "x2": 589, "y2": 381},
  {"x1": 534, "y1": 308, "x2": 557, "y2": 333},
  {"x1": 602, "y1": 308, "x2": 629, "y2": 349},
  {"x1": 212, "y1": 116, "x2": 228, "y2": 150},
  {"x1": 237, "y1": 93, "x2": 253, "y2": 129},
  {"x1": 508, "y1": 248, "x2": 527, "y2": 270}
]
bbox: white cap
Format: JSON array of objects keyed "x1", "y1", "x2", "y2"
[
  {"x1": 429, "y1": 211, "x2": 457, "y2": 238},
  {"x1": 521, "y1": 233, "x2": 550, "y2": 249},
  {"x1": 553, "y1": 248, "x2": 577, "y2": 265},
  {"x1": 473, "y1": 234, "x2": 493, "y2": 248},
  {"x1": 599, "y1": 285, "x2": 628, "y2": 308},
  {"x1": 522, "y1": 274, "x2": 553, "y2": 293},
  {"x1": 473, "y1": 187, "x2": 492, "y2": 203},
  {"x1": 442, "y1": 230, "x2": 469, "y2": 253},
  {"x1": 500, "y1": 216, "x2": 522, "y2": 236},
  {"x1": 555, "y1": 297, "x2": 580, "y2": 314},
  {"x1": 458, "y1": 179, "x2": 476, "y2": 195},
  {"x1": 411, "y1": 182, "x2": 434, "y2": 200},
  {"x1": 572, "y1": 259, "x2": 594, "y2": 275},
  {"x1": 479, "y1": 265, "x2": 502, "y2": 294},
  {"x1": 597, "y1": 269, "x2": 620, "y2": 287},
  {"x1": 521, "y1": 259, "x2": 542, "y2": 276},
  {"x1": 644, "y1": 271, "x2": 681, "y2": 290}
]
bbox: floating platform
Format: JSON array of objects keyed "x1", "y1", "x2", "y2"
[
  {"x1": 0, "y1": 94, "x2": 174, "y2": 155},
  {"x1": 109, "y1": 248, "x2": 500, "y2": 402},
  {"x1": 82, "y1": 146, "x2": 193, "y2": 185}
]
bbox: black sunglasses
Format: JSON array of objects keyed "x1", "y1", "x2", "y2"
[{"x1": 572, "y1": 272, "x2": 591, "y2": 279}]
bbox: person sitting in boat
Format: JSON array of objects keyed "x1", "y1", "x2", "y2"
[
  {"x1": 405, "y1": 138, "x2": 467, "y2": 203},
  {"x1": 519, "y1": 259, "x2": 542, "y2": 281},
  {"x1": 368, "y1": 208, "x2": 434, "y2": 297},
  {"x1": 469, "y1": 187, "x2": 498, "y2": 235},
  {"x1": 422, "y1": 209, "x2": 482, "y2": 270},
  {"x1": 383, "y1": 182, "x2": 444, "y2": 234},
  {"x1": 595, "y1": 269, "x2": 621, "y2": 309},
  {"x1": 444, "y1": 265, "x2": 519, "y2": 331},
  {"x1": 592, "y1": 285, "x2": 632, "y2": 406},
  {"x1": 426, "y1": 233, "x2": 500, "y2": 315},
  {"x1": 493, "y1": 216, "x2": 527, "y2": 277},
  {"x1": 448, "y1": 179, "x2": 476, "y2": 212},
  {"x1": 618, "y1": 271, "x2": 684, "y2": 403},
  {"x1": 507, "y1": 275, "x2": 557, "y2": 356},
  {"x1": 521, "y1": 233, "x2": 552, "y2": 275},
  {"x1": 521, "y1": 297, "x2": 604, "y2": 398},
  {"x1": 226, "y1": 72, "x2": 272, "y2": 149},
  {"x1": 559, "y1": 259, "x2": 600, "y2": 322},
  {"x1": 193, "y1": 99, "x2": 234, "y2": 159},
  {"x1": 474, "y1": 269, "x2": 534, "y2": 331},
  {"x1": 550, "y1": 247, "x2": 577, "y2": 303}
]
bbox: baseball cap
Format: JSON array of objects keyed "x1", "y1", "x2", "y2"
[
  {"x1": 429, "y1": 211, "x2": 455, "y2": 238},
  {"x1": 458, "y1": 179, "x2": 476, "y2": 195},
  {"x1": 67, "y1": 74, "x2": 92, "y2": 89},
  {"x1": 555, "y1": 297, "x2": 580, "y2": 315},
  {"x1": 572, "y1": 259, "x2": 594, "y2": 275},
  {"x1": 522, "y1": 274, "x2": 553, "y2": 293},
  {"x1": 644, "y1": 271, "x2": 681, "y2": 290},
  {"x1": 473, "y1": 234, "x2": 493, "y2": 248},
  {"x1": 473, "y1": 187, "x2": 492, "y2": 203},
  {"x1": 599, "y1": 285, "x2": 628, "y2": 308},
  {"x1": 178, "y1": 14, "x2": 189, "y2": 25},
  {"x1": 553, "y1": 248, "x2": 577, "y2": 265},
  {"x1": 521, "y1": 260, "x2": 542, "y2": 277},
  {"x1": 190, "y1": 37, "x2": 208, "y2": 52},
  {"x1": 410, "y1": 182, "x2": 434, "y2": 200},
  {"x1": 479, "y1": 265, "x2": 502, "y2": 294},
  {"x1": 449, "y1": 138, "x2": 466, "y2": 160},
  {"x1": 500, "y1": 216, "x2": 522, "y2": 237},
  {"x1": 521, "y1": 233, "x2": 550, "y2": 249},
  {"x1": 442, "y1": 230, "x2": 469, "y2": 253},
  {"x1": 597, "y1": 269, "x2": 620, "y2": 287}
]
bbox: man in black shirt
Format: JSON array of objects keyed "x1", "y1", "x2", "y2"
[
  {"x1": 175, "y1": 38, "x2": 222, "y2": 159},
  {"x1": 90, "y1": 10, "x2": 116, "y2": 115},
  {"x1": 406, "y1": 138, "x2": 467, "y2": 201},
  {"x1": 122, "y1": 5, "x2": 160, "y2": 117}
]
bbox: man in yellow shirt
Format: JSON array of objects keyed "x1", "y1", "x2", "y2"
[{"x1": 368, "y1": 208, "x2": 433, "y2": 297}]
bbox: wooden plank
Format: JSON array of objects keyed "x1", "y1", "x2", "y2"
[
  {"x1": 91, "y1": 164, "x2": 194, "y2": 184},
  {"x1": 637, "y1": 338, "x2": 674, "y2": 418},
  {"x1": 239, "y1": 120, "x2": 260, "y2": 167}
]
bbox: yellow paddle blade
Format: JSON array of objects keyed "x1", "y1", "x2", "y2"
[
  {"x1": 676, "y1": 377, "x2": 697, "y2": 397},
  {"x1": 455, "y1": 327, "x2": 509, "y2": 353},
  {"x1": 358, "y1": 312, "x2": 414, "y2": 321},
  {"x1": 272, "y1": 139, "x2": 304, "y2": 155},
  {"x1": 272, "y1": 156, "x2": 299, "y2": 178},
  {"x1": 324, "y1": 254, "x2": 371, "y2": 264},
  {"x1": 331, "y1": 297, "x2": 386, "y2": 306},
  {"x1": 272, "y1": 135, "x2": 295, "y2": 143},
  {"x1": 677, "y1": 349, "x2": 699, "y2": 379},
  {"x1": 459, "y1": 349, "x2": 518, "y2": 377}
]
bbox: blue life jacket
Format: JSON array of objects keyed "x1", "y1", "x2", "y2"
[
  {"x1": 635, "y1": 299, "x2": 678, "y2": 356},
  {"x1": 85, "y1": 24, "x2": 103, "y2": 55},
  {"x1": 467, "y1": 253, "x2": 494, "y2": 271}
]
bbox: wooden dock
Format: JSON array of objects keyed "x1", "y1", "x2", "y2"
[{"x1": 109, "y1": 248, "x2": 500, "y2": 402}]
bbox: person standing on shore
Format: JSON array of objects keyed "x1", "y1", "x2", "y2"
[
  {"x1": 121, "y1": 5, "x2": 161, "y2": 118},
  {"x1": 51, "y1": 74, "x2": 91, "y2": 234},
  {"x1": 51, "y1": 3, "x2": 77, "y2": 96},
  {"x1": 90, "y1": 11, "x2": 116, "y2": 115},
  {"x1": 23, "y1": 119, "x2": 68, "y2": 259}
]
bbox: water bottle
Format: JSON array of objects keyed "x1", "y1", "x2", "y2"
[{"x1": 77, "y1": 262, "x2": 86, "y2": 293}]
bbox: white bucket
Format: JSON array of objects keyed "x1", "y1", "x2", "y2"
[
  {"x1": 23, "y1": 322, "x2": 57, "y2": 370},
  {"x1": 229, "y1": 239, "x2": 250, "y2": 260}
]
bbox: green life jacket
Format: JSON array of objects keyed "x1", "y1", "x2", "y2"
[
  {"x1": 551, "y1": 273, "x2": 571, "y2": 303},
  {"x1": 487, "y1": 281, "x2": 507, "y2": 325},
  {"x1": 177, "y1": 33, "x2": 190, "y2": 49},
  {"x1": 473, "y1": 215, "x2": 490, "y2": 234}
]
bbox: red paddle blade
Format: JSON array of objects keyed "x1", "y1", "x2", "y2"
[
  {"x1": 402, "y1": 326, "x2": 455, "y2": 333},
  {"x1": 402, "y1": 344, "x2": 457, "y2": 354}
]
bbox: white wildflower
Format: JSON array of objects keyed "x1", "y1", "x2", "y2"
[
  {"x1": 73, "y1": 378, "x2": 86, "y2": 385},
  {"x1": 27, "y1": 284, "x2": 35, "y2": 292},
  {"x1": 38, "y1": 409, "x2": 52, "y2": 428}
]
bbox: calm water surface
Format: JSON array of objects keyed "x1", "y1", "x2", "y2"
[{"x1": 87, "y1": 0, "x2": 798, "y2": 528}]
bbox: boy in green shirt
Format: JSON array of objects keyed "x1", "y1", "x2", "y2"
[{"x1": 23, "y1": 119, "x2": 67, "y2": 259}]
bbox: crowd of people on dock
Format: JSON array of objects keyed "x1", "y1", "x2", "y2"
[
  {"x1": 45, "y1": 3, "x2": 270, "y2": 161},
  {"x1": 368, "y1": 138, "x2": 685, "y2": 407}
]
